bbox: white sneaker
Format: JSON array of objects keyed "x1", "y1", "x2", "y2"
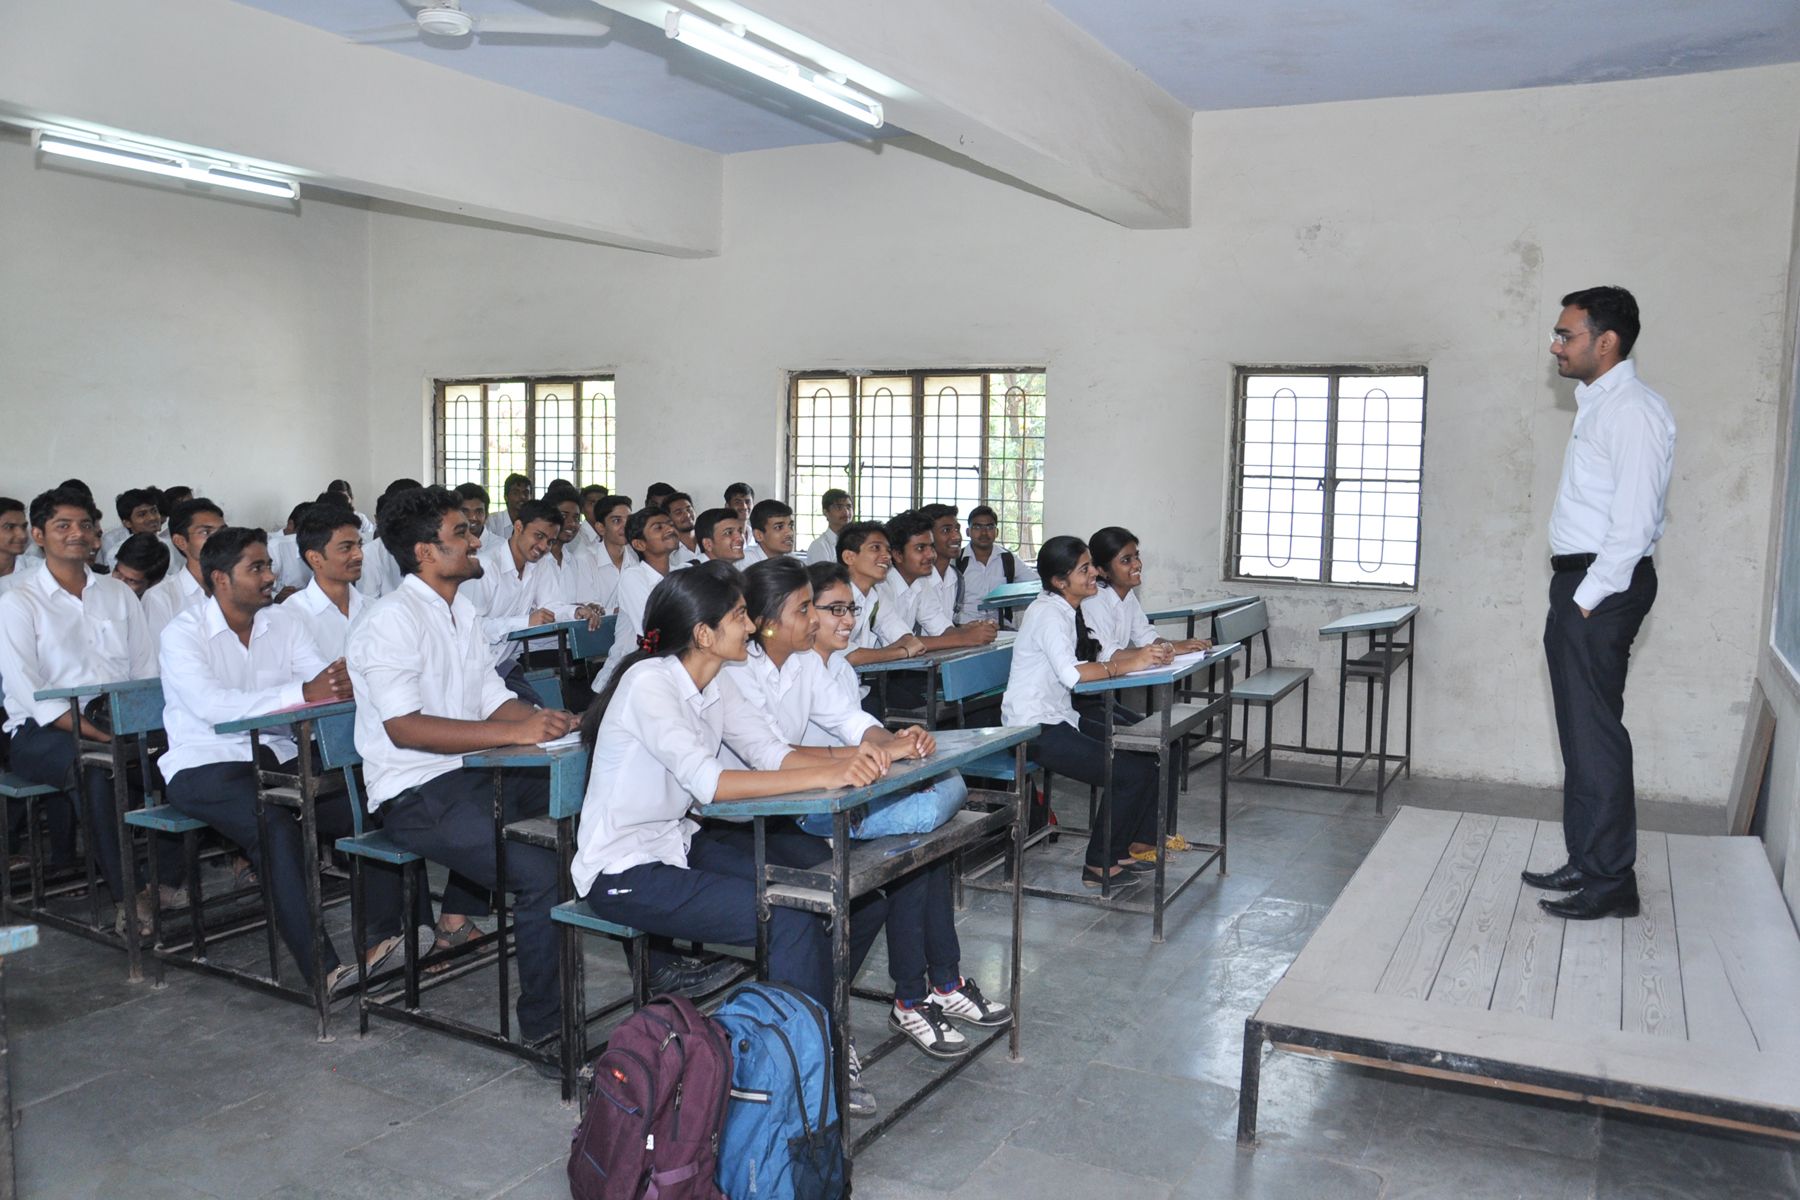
[
  {"x1": 889, "y1": 1000, "x2": 970, "y2": 1059},
  {"x1": 845, "y1": 1036, "x2": 877, "y2": 1118},
  {"x1": 926, "y1": 978, "x2": 1012, "y2": 1028}
]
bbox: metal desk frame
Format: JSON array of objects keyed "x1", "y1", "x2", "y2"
[{"x1": 855, "y1": 635, "x2": 1015, "y2": 730}]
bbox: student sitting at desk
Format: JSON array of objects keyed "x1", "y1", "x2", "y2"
[
  {"x1": 160, "y1": 526, "x2": 421, "y2": 995},
  {"x1": 805, "y1": 488, "x2": 853, "y2": 566},
  {"x1": 727, "y1": 483, "x2": 765, "y2": 567},
  {"x1": 571, "y1": 484, "x2": 606, "y2": 555},
  {"x1": 587, "y1": 495, "x2": 638, "y2": 610},
  {"x1": 1083, "y1": 527, "x2": 1213, "y2": 662},
  {"x1": 919, "y1": 504, "x2": 965, "y2": 626},
  {"x1": 286, "y1": 504, "x2": 366, "y2": 661},
  {"x1": 747, "y1": 498, "x2": 800, "y2": 565},
  {"x1": 0, "y1": 487, "x2": 180, "y2": 919},
  {"x1": 770, "y1": 559, "x2": 1012, "y2": 1059},
  {"x1": 0, "y1": 497, "x2": 43, "y2": 597},
  {"x1": 355, "y1": 481, "x2": 420, "y2": 601},
  {"x1": 460, "y1": 499, "x2": 563, "y2": 702},
  {"x1": 98, "y1": 488, "x2": 164, "y2": 571},
  {"x1": 347, "y1": 485, "x2": 576, "y2": 1045},
  {"x1": 953, "y1": 504, "x2": 1036, "y2": 626},
  {"x1": 588, "y1": 507, "x2": 680, "y2": 695},
  {"x1": 455, "y1": 483, "x2": 491, "y2": 537},
  {"x1": 694, "y1": 506, "x2": 746, "y2": 569},
  {"x1": 267, "y1": 502, "x2": 315, "y2": 602},
  {"x1": 837, "y1": 522, "x2": 926, "y2": 671},
  {"x1": 109, "y1": 532, "x2": 170, "y2": 600},
  {"x1": 142, "y1": 497, "x2": 226, "y2": 643},
  {"x1": 573, "y1": 562, "x2": 890, "y2": 1112},
  {"x1": 486, "y1": 473, "x2": 532, "y2": 544},
  {"x1": 663, "y1": 492, "x2": 706, "y2": 568},
  {"x1": 1004, "y1": 536, "x2": 1173, "y2": 889}
]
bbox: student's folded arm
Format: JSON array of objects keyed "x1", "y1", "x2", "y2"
[{"x1": 382, "y1": 711, "x2": 526, "y2": 755}]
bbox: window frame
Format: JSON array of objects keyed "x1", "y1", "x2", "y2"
[
  {"x1": 431, "y1": 373, "x2": 617, "y2": 495},
  {"x1": 1226, "y1": 363, "x2": 1428, "y2": 592},
  {"x1": 784, "y1": 367, "x2": 1046, "y2": 556}
]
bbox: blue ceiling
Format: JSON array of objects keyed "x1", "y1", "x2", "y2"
[{"x1": 235, "y1": 0, "x2": 1800, "y2": 153}]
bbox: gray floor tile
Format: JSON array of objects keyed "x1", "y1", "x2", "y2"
[
  {"x1": 951, "y1": 1143, "x2": 1171, "y2": 1200},
  {"x1": 851, "y1": 1080, "x2": 1047, "y2": 1192},
  {"x1": 1365, "y1": 1125, "x2": 1596, "y2": 1200},
  {"x1": 346, "y1": 1068, "x2": 575, "y2": 1196},
  {"x1": 1173, "y1": 1141, "x2": 1384, "y2": 1200},
  {"x1": 1005, "y1": 1062, "x2": 1238, "y2": 1183},
  {"x1": 1376, "y1": 1072, "x2": 1602, "y2": 1162},
  {"x1": 256, "y1": 1164, "x2": 480, "y2": 1200},
  {"x1": 1593, "y1": 1111, "x2": 1800, "y2": 1199}
]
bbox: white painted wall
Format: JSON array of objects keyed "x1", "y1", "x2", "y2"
[
  {"x1": 367, "y1": 64, "x2": 1800, "y2": 807},
  {"x1": 0, "y1": 134, "x2": 372, "y2": 530}
]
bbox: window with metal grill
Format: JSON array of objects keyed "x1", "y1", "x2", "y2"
[
  {"x1": 1229, "y1": 367, "x2": 1425, "y2": 589},
  {"x1": 787, "y1": 370, "x2": 1046, "y2": 558},
  {"x1": 433, "y1": 377, "x2": 616, "y2": 496}
]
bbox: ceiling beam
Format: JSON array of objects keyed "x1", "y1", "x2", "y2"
[
  {"x1": 0, "y1": 0, "x2": 722, "y2": 256},
  {"x1": 609, "y1": 0, "x2": 1193, "y2": 228}
]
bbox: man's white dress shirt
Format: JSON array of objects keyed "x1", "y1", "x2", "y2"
[
  {"x1": 954, "y1": 545, "x2": 1036, "y2": 624},
  {"x1": 874, "y1": 572, "x2": 952, "y2": 638},
  {"x1": 805, "y1": 530, "x2": 840, "y2": 567},
  {"x1": 142, "y1": 565, "x2": 207, "y2": 643},
  {"x1": 283, "y1": 578, "x2": 366, "y2": 661},
  {"x1": 0, "y1": 566, "x2": 155, "y2": 734}
]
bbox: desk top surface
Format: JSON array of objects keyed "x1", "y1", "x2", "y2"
[
  {"x1": 979, "y1": 581, "x2": 1041, "y2": 609},
  {"x1": 505, "y1": 619, "x2": 582, "y2": 643},
  {"x1": 1144, "y1": 595, "x2": 1258, "y2": 622},
  {"x1": 1073, "y1": 642, "x2": 1239, "y2": 694},
  {"x1": 214, "y1": 698, "x2": 356, "y2": 734},
  {"x1": 463, "y1": 740, "x2": 588, "y2": 770},
  {"x1": 854, "y1": 634, "x2": 1016, "y2": 676},
  {"x1": 35, "y1": 676, "x2": 160, "y2": 702},
  {"x1": 708, "y1": 726, "x2": 1037, "y2": 817},
  {"x1": 1319, "y1": 604, "x2": 1420, "y2": 636}
]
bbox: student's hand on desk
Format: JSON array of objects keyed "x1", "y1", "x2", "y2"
[
  {"x1": 831, "y1": 752, "x2": 886, "y2": 789},
  {"x1": 576, "y1": 604, "x2": 604, "y2": 630},
  {"x1": 517, "y1": 707, "x2": 576, "y2": 743},
  {"x1": 303, "y1": 659, "x2": 353, "y2": 703},
  {"x1": 896, "y1": 635, "x2": 927, "y2": 658},
  {"x1": 964, "y1": 621, "x2": 998, "y2": 645},
  {"x1": 849, "y1": 742, "x2": 890, "y2": 775},
  {"x1": 892, "y1": 725, "x2": 935, "y2": 759},
  {"x1": 1176, "y1": 638, "x2": 1213, "y2": 653},
  {"x1": 527, "y1": 609, "x2": 556, "y2": 627}
]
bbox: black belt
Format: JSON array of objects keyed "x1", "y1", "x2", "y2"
[{"x1": 1550, "y1": 553, "x2": 1652, "y2": 572}]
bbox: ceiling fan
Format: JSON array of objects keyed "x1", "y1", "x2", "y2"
[{"x1": 349, "y1": 0, "x2": 612, "y2": 45}]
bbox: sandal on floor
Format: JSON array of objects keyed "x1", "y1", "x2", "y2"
[
  {"x1": 425, "y1": 920, "x2": 482, "y2": 974},
  {"x1": 1127, "y1": 834, "x2": 1193, "y2": 862}
]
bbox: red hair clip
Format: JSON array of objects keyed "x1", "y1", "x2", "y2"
[{"x1": 637, "y1": 629, "x2": 661, "y2": 653}]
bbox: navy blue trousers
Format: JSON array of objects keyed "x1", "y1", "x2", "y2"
[
  {"x1": 381, "y1": 768, "x2": 561, "y2": 1041},
  {"x1": 584, "y1": 826, "x2": 887, "y2": 1012},
  {"x1": 884, "y1": 861, "x2": 961, "y2": 1003},
  {"x1": 1031, "y1": 715, "x2": 1159, "y2": 869}
]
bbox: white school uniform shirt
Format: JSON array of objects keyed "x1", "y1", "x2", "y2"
[
  {"x1": 572, "y1": 655, "x2": 791, "y2": 894},
  {"x1": 805, "y1": 530, "x2": 840, "y2": 567},
  {"x1": 1001, "y1": 592, "x2": 1082, "y2": 733},
  {"x1": 671, "y1": 540, "x2": 706, "y2": 570},
  {"x1": 0, "y1": 556, "x2": 43, "y2": 598},
  {"x1": 954, "y1": 544, "x2": 1036, "y2": 624},
  {"x1": 721, "y1": 647, "x2": 878, "y2": 755},
  {"x1": 590, "y1": 543, "x2": 639, "y2": 612},
  {"x1": 1081, "y1": 587, "x2": 1158, "y2": 663},
  {"x1": 267, "y1": 532, "x2": 313, "y2": 593},
  {"x1": 589, "y1": 560, "x2": 667, "y2": 694},
  {"x1": 141, "y1": 565, "x2": 207, "y2": 644},
  {"x1": 283, "y1": 578, "x2": 366, "y2": 662},
  {"x1": 346, "y1": 574, "x2": 517, "y2": 807},
  {"x1": 875, "y1": 572, "x2": 953, "y2": 638},
  {"x1": 573, "y1": 521, "x2": 601, "y2": 553},
  {"x1": 1547, "y1": 359, "x2": 1677, "y2": 612},
  {"x1": 0, "y1": 566, "x2": 155, "y2": 735},
  {"x1": 849, "y1": 578, "x2": 911, "y2": 650},
  {"x1": 928, "y1": 564, "x2": 960, "y2": 627},
  {"x1": 158, "y1": 598, "x2": 325, "y2": 779},
  {"x1": 486, "y1": 510, "x2": 516, "y2": 543},
  {"x1": 740, "y1": 539, "x2": 768, "y2": 568},
  {"x1": 97, "y1": 525, "x2": 131, "y2": 569},
  {"x1": 354, "y1": 538, "x2": 402, "y2": 600},
  {"x1": 459, "y1": 538, "x2": 551, "y2": 670},
  {"x1": 355, "y1": 511, "x2": 376, "y2": 542}
]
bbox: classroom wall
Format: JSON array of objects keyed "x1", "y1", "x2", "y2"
[
  {"x1": 0, "y1": 133, "x2": 372, "y2": 531},
  {"x1": 365, "y1": 64, "x2": 1800, "y2": 808}
]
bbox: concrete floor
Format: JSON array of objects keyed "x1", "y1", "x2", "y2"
[{"x1": 8, "y1": 768, "x2": 1796, "y2": 1200}]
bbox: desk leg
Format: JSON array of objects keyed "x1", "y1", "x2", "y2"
[
  {"x1": 112, "y1": 737, "x2": 143, "y2": 984},
  {"x1": 1153, "y1": 684, "x2": 1169, "y2": 944},
  {"x1": 1100, "y1": 702, "x2": 1116, "y2": 899},
  {"x1": 251, "y1": 730, "x2": 282, "y2": 986},
  {"x1": 1404, "y1": 622, "x2": 1416, "y2": 779},
  {"x1": 1220, "y1": 662, "x2": 1232, "y2": 877},
  {"x1": 491, "y1": 773, "x2": 512, "y2": 1042},
  {"x1": 1009, "y1": 741, "x2": 1024, "y2": 1063},
  {"x1": 752, "y1": 820, "x2": 769, "y2": 980},
  {"x1": 298, "y1": 729, "x2": 330, "y2": 1042},
  {"x1": 831, "y1": 811, "x2": 853, "y2": 1154},
  {"x1": 1334, "y1": 638, "x2": 1349, "y2": 785},
  {"x1": 0, "y1": 956, "x2": 13, "y2": 1199}
]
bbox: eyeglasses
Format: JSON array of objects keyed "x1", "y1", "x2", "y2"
[
  {"x1": 967, "y1": 523, "x2": 998, "y2": 532},
  {"x1": 818, "y1": 602, "x2": 861, "y2": 618},
  {"x1": 1550, "y1": 329, "x2": 1593, "y2": 347}
]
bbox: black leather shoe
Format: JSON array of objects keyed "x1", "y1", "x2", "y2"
[
  {"x1": 1521, "y1": 863, "x2": 1586, "y2": 892},
  {"x1": 648, "y1": 954, "x2": 745, "y2": 1000},
  {"x1": 1539, "y1": 888, "x2": 1639, "y2": 920}
]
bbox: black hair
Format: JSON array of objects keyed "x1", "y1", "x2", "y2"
[
  {"x1": 968, "y1": 504, "x2": 998, "y2": 525},
  {"x1": 645, "y1": 481, "x2": 677, "y2": 501},
  {"x1": 806, "y1": 560, "x2": 851, "y2": 598},
  {"x1": 744, "y1": 556, "x2": 811, "y2": 631},
  {"x1": 287, "y1": 501, "x2": 313, "y2": 528},
  {"x1": 663, "y1": 491, "x2": 692, "y2": 511},
  {"x1": 549, "y1": 478, "x2": 575, "y2": 492},
  {"x1": 625, "y1": 506, "x2": 669, "y2": 548},
  {"x1": 542, "y1": 481, "x2": 582, "y2": 507},
  {"x1": 724, "y1": 482, "x2": 754, "y2": 503},
  {"x1": 920, "y1": 503, "x2": 959, "y2": 525},
  {"x1": 384, "y1": 478, "x2": 422, "y2": 497},
  {"x1": 297, "y1": 502, "x2": 360, "y2": 565},
  {"x1": 169, "y1": 497, "x2": 224, "y2": 541},
  {"x1": 596, "y1": 495, "x2": 633, "y2": 521},
  {"x1": 114, "y1": 487, "x2": 157, "y2": 523},
  {"x1": 159, "y1": 486, "x2": 194, "y2": 518},
  {"x1": 835, "y1": 521, "x2": 889, "y2": 560},
  {"x1": 114, "y1": 532, "x2": 170, "y2": 585},
  {"x1": 379, "y1": 486, "x2": 462, "y2": 577},
  {"x1": 503, "y1": 473, "x2": 531, "y2": 493},
  {"x1": 0, "y1": 497, "x2": 23, "y2": 520},
  {"x1": 198, "y1": 526, "x2": 268, "y2": 597},
  {"x1": 1088, "y1": 526, "x2": 1138, "y2": 584},
  {"x1": 1037, "y1": 535, "x2": 1100, "y2": 661},
  {"x1": 695, "y1": 507, "x2": 738, "y2": 548},
  {"x1": 514, "y1": 499, "x2": 563, "y2": 532},
  {"x1": 749, "y1": 498, "x2": 793, "y2": 533},
  {"x1": 314, "y1": 490, "x2": 345, "y2": 508},
  {"x1": 58, "y1": 478, "x2": 93, "y2": 499},
  {"x1": 579, "y1": 484, "x2": 608, "y2": 501},
  {"x1": 821, "y1": 488, "x2": 850, "y2": 512},
  {"x1": 327, "y1": 479, "x2": 354, "y2": 501},
  {"x1": 883, "y1": 510, "x2": 932, "y2": 552},
  {"x1": 582, "y1": 561, "x2": 746, "y2": 749},
  {"x1": 1561, "y1": 285, "x2": 1640, "y2": 358},
  {"x1": 456, "y1": 482, "x2": 491, "y2": 506},
  {"x1": 29, "y1": 486, "x2": 101, "y2": 530}
]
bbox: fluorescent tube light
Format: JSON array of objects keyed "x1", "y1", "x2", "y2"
[
  {"x1": 664, "y1": 9, "x2": 883, "y2": 129},
  {"x1": 35, "y1": 131, "x2": 299, "y2": 200}
]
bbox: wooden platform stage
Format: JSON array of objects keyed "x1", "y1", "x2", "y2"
[{"x1": 1238, "y1": 806, "x2": 1800, "y2": 1142}]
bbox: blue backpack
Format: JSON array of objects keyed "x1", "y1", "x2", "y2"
[{"x1": 711, "y1": 983, "x2": 845, "y2": 1200}]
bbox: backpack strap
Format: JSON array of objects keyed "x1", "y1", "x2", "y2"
[{"x1": 1002, "y1": 550, "x2": 1015, "y2": 583}]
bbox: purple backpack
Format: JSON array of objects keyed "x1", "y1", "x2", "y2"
[{"x1": 569, "y1": 994, "x2": 734, "y2": 1200}]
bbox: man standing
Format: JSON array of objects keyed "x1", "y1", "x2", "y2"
[{"x1": 1526, "y1": 286, "x2": 1676, "y2": 921}]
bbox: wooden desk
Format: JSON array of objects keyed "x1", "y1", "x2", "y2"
[
  {"x1": 855, "y1": 634, "x2": 1016, "y2": 728},
  {"x1": 977, "y1": 580, "x2": 1040, "y2": 620},
  {"x1": 1144, "y1": 594, "x2": 1259, "y2": 643},
  {"x1": 713, "y1": 725, "x2": 1036, "y2": 1156}
]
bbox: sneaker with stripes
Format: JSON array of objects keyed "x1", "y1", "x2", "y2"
[
  {"x1": 926, "y1": 977, "x2": 1011, "y2": 1028},
  {"x1": 890, "y1": 999, "x2": 970, "y2": 1059}
]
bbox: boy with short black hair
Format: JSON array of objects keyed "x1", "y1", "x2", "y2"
[
  {"x1": 805, "y1": 489, "x2": 853, "y2": 566},
  {"x1": 287, "y1": 504, "x2": 366, "y2": 660},
  {"x1": 486, "y1": 473, "x2": 533, "y2": 542},
  {"x1": 100, "y1": 488, "x2": 164, "y2": 570},
  {"x1": 0, "y1": 497, "x2": 40, "y2": 596},
  {"x1": 954, "y1": 504, "x2": 1036, "y2": 624},
  {"x1": 748, "y1": 498, "x2": 798, "y2": 565},
  {"x1": 663, "y1": 491, "x2": 704, "y2": 567},
  {"x1": 110, "y1": 533, "x2": 170, "y2": 599},
  {"x1": 694, "y1": 506, "x2": 745, "y2": 566},
  {"x1": 142, "y1": 497, "x2": 227, "y2": 641},
  {"x1": 879, "y1": 510, "x2": 997, "y2": 651}
]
